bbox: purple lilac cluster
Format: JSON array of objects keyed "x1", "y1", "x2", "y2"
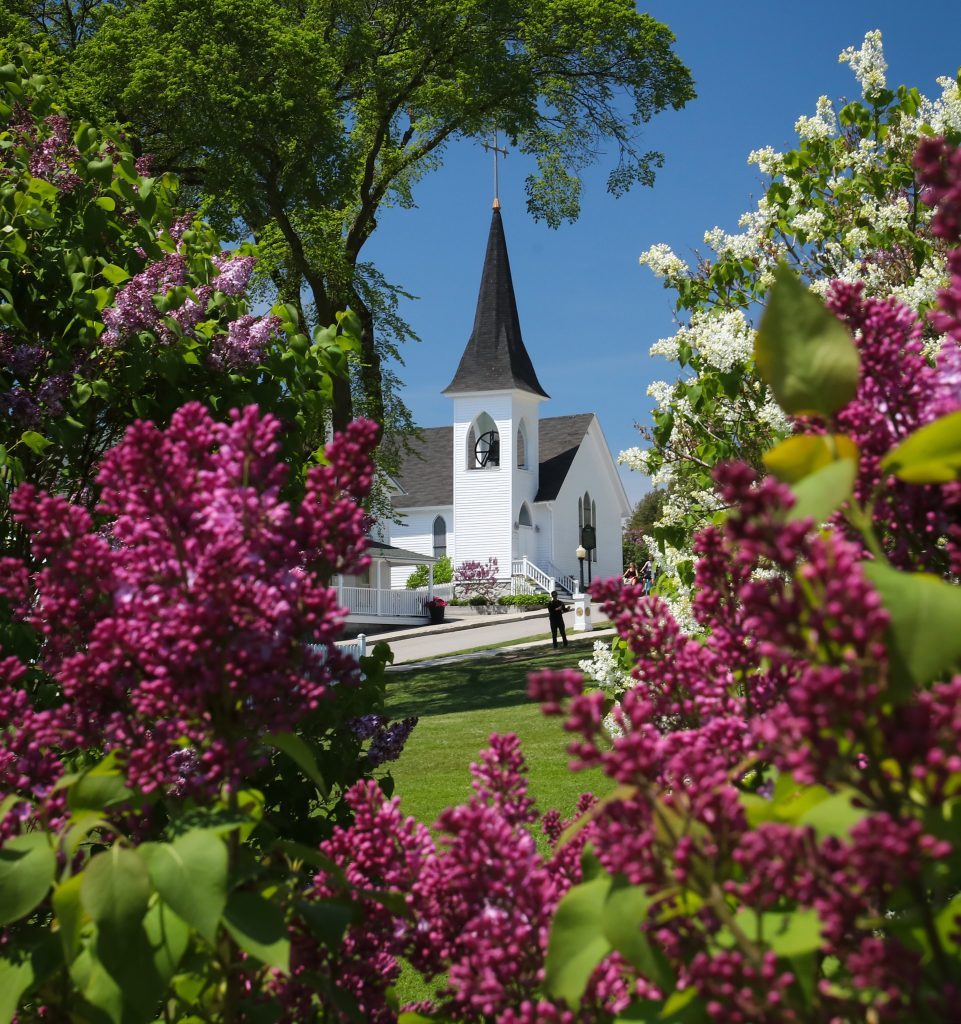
[
  {"x1": 101, "y1": 239, "x2": 274, "y2": 361},
  {"x1": 210, "y1": 313, "x2": 283, "y2": 369},
  {"x1": 101, "y1": 252, "x2": 188, "y2": 346},
  {"x1": 347, "y1": 713, "x2": 419, "y2": 768},
  {"x1": 275, "y1": 734, "x2": 617, "y2": 1023},
  {"x1": 0, "y1": 405, "x2": 379, "y2": 812},
  {"x1": 819, "y1": 281, "x2": 961, "y2": 571},
  {"x1": 26, "y1": 114, "x2": 82, "y2": 193}
]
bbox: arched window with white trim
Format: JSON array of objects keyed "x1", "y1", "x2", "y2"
[
  {"x1": 518, "y1": 502, "x2": 532, "y2": 528},
  {"x1": 468, "y1": 412, "x2": 499, "y2": 469},
  {"x1": 432, "y1": 515, "x2": 447, "y2": 558},
  {"x1": 516, "y1": 420, "x2": 528, "y2": 468},
  {"x1": 579, "y1": 490, "x2": 598, "y2": 562}
]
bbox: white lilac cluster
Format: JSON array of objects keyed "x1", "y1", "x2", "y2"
[
  {"x1": 794, "y1": 95, "x2": 837, "y2": 142},
  {"x1": 839, "y1": 28, "x2": 887, "y2": 100},
  {"x1": 638, "y1": 242, "x2": 689, "y2": 282},
  {"x1": 747, "y1": 146, "x2": 783, "y2": 177},
  {"x1": 667, "y1": 308, "x2": 755, "y2": 373},
  {"x1": 578, "y1": 640, "x2": 632, "y2": 697},
  {"x1": 921, "y1": 76, "x2": 961, "y2": 136}
]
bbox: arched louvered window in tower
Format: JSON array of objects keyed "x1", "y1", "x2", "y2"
[
  {"x1": 433, "y1": 515, "x2": 447, "y2": 558},
  {"x1": 468, "y1": 412, "x2": 500, "y2": 469}
]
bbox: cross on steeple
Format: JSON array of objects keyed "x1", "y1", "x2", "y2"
[{"x1": 481, "y1": 133, "x2": 508, "y2": 209}]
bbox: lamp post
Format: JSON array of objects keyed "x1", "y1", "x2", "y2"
[{"x1": 576, "y1": 544, "x2": 587, "y2": 594}]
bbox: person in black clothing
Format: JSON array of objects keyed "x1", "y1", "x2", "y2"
[{"x1": 547, "y1": 590, "x2": 569, "y2": 648}]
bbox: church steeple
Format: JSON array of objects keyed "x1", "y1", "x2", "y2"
[{"x1": 443, "y1": 205, "x2": 549, "y2": 398}]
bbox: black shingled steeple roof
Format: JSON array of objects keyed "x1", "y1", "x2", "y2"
[{"x1": 443, "y1": 205, "x2": 549, "y2": 398}]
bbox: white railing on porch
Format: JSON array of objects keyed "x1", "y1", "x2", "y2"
[
  {"x1": 409, "y1": 582, "x2": 454, "y2": 602},
  {"x1": 544, "y1": 561, "x2": 579, "y2": 594},
  {"x1": 510, "y1": 557, "x2": 554, "y2": 595},
  {"x1": 339, "y1": 585, "x2": 431, "y2": 617}
]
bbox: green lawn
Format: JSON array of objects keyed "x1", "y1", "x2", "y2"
[{"x1": 383, "y1": 637, "x2": 609, "y2": 829}]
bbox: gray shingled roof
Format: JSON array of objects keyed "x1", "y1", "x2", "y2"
[
  {"x1": 390, "y1": 414, "x2": 593, "y2": 509},
  {"x1": 390, "y1": 427, "x2": 453, "y2": 509},
  {"x1": 443, "y1": 206, "x2": 549, "y2": 398},
  {"x1": 534, "y1": 413, "x2": 594, "y2": 501}
]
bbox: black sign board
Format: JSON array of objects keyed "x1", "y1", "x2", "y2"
[{"x1": 581, "y1": 525, "x2": 597, "y2": 551}]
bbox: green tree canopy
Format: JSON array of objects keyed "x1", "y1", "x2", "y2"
[{"x1": 60, "y1": 0, "x2": 693, "y2": 438}]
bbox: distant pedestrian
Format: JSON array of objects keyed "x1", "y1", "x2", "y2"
[
  {"x1": 640, "y1": 559, "x2": 654, "y2": 595},
  {"x1": 623, "y1": 561, "x2": 638, "y2": 585},
  {"x1": 546, "y1": 590, "x2": 569, "y2": 648}
]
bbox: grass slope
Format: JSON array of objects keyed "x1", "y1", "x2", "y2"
[{"x1": 384, "y1": 637, "x2": 608, "y2": 829}]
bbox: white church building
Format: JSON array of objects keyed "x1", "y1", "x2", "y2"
[{"x1": 381, "y1": 199, "x2": 630, "y2": 601}]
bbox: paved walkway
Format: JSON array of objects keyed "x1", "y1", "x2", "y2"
[{"x1": 361, "y1": 604, "x2": 613, "y2": 668}]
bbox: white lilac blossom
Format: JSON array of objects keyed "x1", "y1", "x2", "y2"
[
  {"x1": 662, "y1": 309, "x2": 755, "y2": 373},
  {"x1": 638, "y1": 242, "x2": 689, "y2": 281},
  {"x1": 794, "y1": 96, "x2": 837, "y2": 142},
  {"x1": 839, "y1": 29, "x2": 887, "y2": 100}
]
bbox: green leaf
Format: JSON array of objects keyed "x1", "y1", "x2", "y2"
[
  {"x1": 223, "y1": 892, "x2": 290, "y2": 973},
  {"x1": 265, "y1": 732, "x2": 329, "y2": 798},
  {"x1": 99, "y1": 262, "x2": 129, "y2": 285},
  {"x1": 764, "y1": 434, "x2": 858, "y2": 484},
  {"x1": 734, "y1": 907, "x2": 822, "y2": 957},
  {"x1": 0, "y1": 955, "x2": 34, "y2": 1024},
  {"x1": 80, "y1": 846, "x2": 151, "y2": 937},
  {"x1": 68, "y1": 756, "x2": 132, "y2": 814},
  {"x1": 881, "y1": 410, "x2": 961, "y2": 483},
  {"x1": 0, "y1": 832, "x2": 56, "y2": 926},
  {"x1": 754, "y1": 265, "x2": 860, "y2": 417},
  {"x1": 52, "y1": 872, "x2": 86, "y2": 963},
  {"x1": 545, "y1": 873, "x2": 613, "y2": 1006},
  {"x1": 94, "y1": 196, "x2": 117, "y2": 212},
  {"x1": 87, "y1": 158, "x2": 114, "y2": 184},
  {"x1": 19, "y1": 431, "x2": 52, "y2": 455},
  {"x1": 297, "y1": 899, "x2": 354, "y2": 949},
  {"x1": 797, "y1": 790, "x2": 868, "y2": 840},
  {"x1": 143, "y1": 898, "x2": 189, "y2": 981},
  {"x1": 602, "y1": 881, "x2": 669, "y2": 987},
  {"x1": 935, "y1": 892, "x2": 961, "y2": 954},
  {"x1": 787, "y1": 457, "x2": 857, "y2": 525},
  {"x1": 141, "y1": 831, "x2": 227, "y2": 944},
  {"x1": 862, "y1": 563, "x2": 961, "y2": 689}
]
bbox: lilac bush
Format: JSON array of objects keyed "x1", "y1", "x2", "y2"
[{"x1": 267, "y1": 139, "x2": 961, "y2": 1023}]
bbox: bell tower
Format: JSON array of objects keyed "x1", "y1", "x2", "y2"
[{"x1": 443, "y1": 201, "x2": 548, "y2": 578}]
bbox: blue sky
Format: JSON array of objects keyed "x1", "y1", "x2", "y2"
[{"x1": 364, "y1": 2, "x2": 961, "y2": 505}]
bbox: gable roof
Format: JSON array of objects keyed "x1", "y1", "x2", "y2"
[
  {"x1": 390, "y1": 427, "x2": 453, "y2": 509},
  {"x1": 390, "y1": 414, "x2": 593, "y2": 509},
  {"x1": 534, "y1": 413, "x2": 595, "y2": 501},
  {"x1": 443, "y1": 205, "x2": 549, "y2": 399}
]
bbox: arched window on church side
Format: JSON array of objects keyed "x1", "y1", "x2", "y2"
[
  {"x1": 433, "y1": 515, "x2": 447, "y2": 558},
  {"x1": 518, "y1": 503, "x2": 532, "y2": 528},
  {"x1": 469, "y1": 412, "x2": 499, "y2": 469},
  {"x1": 580, "y1": 490, "x2": 598, "y2": 562},
  {"x1": 516, "y1": 420, "x2": 528, "y2": 469}
]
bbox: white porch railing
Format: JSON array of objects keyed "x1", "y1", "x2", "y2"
[
  {"x1": 544, "y1": 561, "x2": 579, "y2": 595},
  {"x1": 339, "y1": 585, "x2": 431, "y2": 617},
  {"x1": 510, "y1": 557, "x2": 554, "y2": 595},
  {"x1": 409, "y1": 582, "x2": 454, "y2": 602}
]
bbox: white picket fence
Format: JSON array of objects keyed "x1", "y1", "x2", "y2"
[{"x1": 335, "y1": 634, "x2": 367, "y2": 660}]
